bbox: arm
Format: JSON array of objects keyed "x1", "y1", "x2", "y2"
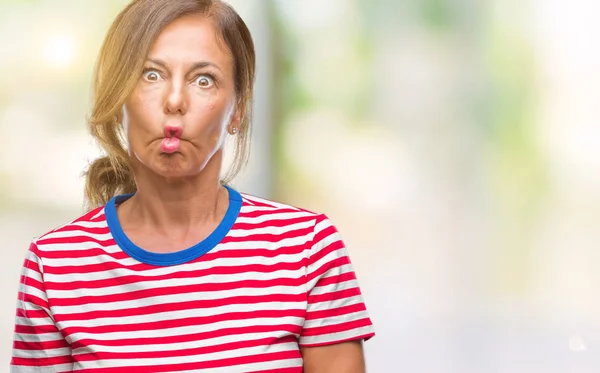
[
  {"x1": 299, "y1": 215, "x2": 375, "y2": 372},
  {"x1": 301, "y1": 340, "x2": 366, "y2": 373},
  {"x1": 11, "y1": 243, "x2": 73, "y2": 373}
]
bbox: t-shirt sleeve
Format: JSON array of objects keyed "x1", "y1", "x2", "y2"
[
  {"x1": 10, "y1": 243, "x2": 74, "y2": 373},
  {"x1": 299, "y1": 214, "x2": 375, "y2": 347}
]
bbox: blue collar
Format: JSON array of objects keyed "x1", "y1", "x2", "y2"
[{"x1": 105, "y1": 185, "x2": 242, "y2": 266}]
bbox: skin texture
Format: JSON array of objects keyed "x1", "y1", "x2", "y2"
[
  {"x1": 116, "y1": 14, "x2": 239, "y2": 252},
  {"x1": 114, "y1": 13, "x2": 368, "y2": 371},
  {"x1": 301, "y1": 340, "x2": 367, "y2": 373}
]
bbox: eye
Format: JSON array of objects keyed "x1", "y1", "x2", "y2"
[
  {"x1": 195, "y1": 74, "x2": 215, "y2": 88},
  {"x1": 142, "y1": 69, "x2": 162, "y2": 82}
]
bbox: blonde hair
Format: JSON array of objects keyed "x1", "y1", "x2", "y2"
[{"x1": 84, "y1": 0, "x2": 256, "y2": 210}]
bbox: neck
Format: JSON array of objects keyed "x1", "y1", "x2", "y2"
[{"x1": 122, "y1": 155, "x2": 229, "y2": 231}]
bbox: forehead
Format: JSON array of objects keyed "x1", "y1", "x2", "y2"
[{"x1": 148, "y1": 13, "x2": 232, "y2": 69}]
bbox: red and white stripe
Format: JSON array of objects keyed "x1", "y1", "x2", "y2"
[{"x1": 11, "y1": 194, "x2": 375, "y2": 372}]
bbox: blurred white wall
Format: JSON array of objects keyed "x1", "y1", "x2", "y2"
[{"x1": 2, "y1": 0, "x2": 600, "y2": 372}]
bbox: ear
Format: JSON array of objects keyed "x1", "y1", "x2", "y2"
[
  {"x1": 228, "y1": 105, "x2": 243, "y2": 134},
  {"x1": 114, "y1": 106, "x2": 125, "y2": 125}
]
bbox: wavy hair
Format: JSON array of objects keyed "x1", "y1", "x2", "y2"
[{"x1": 84, "y1": 0, "x2": 255, "y2": 209}]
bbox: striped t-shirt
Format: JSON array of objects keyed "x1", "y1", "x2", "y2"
[{"x1": 11, "y1": 186, "x2": 375, "y2": 372}]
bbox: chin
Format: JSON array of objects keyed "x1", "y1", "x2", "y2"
[
  {"x1": 132, "y1": 146, "x2": 212, "y2": 180},
  {"x1": 131, "y1": 151, "x2": 184, "y2": 178},
  {"x1": 153, "y1": 154, "x2": 192, "y2": 176}
]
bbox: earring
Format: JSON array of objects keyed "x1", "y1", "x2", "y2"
[{"x1": 231, "y1": 127, "x2": 239, "y2": 134}]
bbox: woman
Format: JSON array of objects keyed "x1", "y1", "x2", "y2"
[{"x1": 10, "y1": 0, "x2": 375, "y2": 372}]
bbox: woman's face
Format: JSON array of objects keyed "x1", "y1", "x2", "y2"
[{"x1": 121, "y1": 13, "x2": 239, "y2": 180}]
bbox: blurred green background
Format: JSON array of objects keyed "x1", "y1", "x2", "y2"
[{"x1": 2, "y1": 0, "x2": 600, "y2": 371}]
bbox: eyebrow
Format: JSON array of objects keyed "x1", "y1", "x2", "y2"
[{"x1": 147, "y1": 58, "x2": 222, "y2": 73}]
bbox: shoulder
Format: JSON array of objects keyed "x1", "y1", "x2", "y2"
[
  {"x1": 239, "y1": 192, "x2": 322, "y2": 217},
  {"x1": 31, "y1": 205, "x2": 109, "y2": 255},
  {"x1": 237, "y1": 191, "x2": 338, "y2": 240},
  {"x1": 238, "y1": 192, "x2": 335, "y2": 224}
]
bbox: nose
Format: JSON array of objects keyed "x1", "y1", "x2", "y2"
[{"x1": 164, "y1": 79, "x2": 188, "y2": 115}]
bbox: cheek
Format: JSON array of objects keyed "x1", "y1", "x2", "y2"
[
  {"x1": 207, "y1": 93, "x2": 236, "y2": 125},
  {"x1": 207, "y1": 103, "x2": 233, "y2": 143},
  {"x1": 123, "y1": 91, "x2": 162, "y2": 137},
  {"x1": 131, "y1": 88, "x2": 161, "y2": 116},
  {"x1": 195, "y1": 92, "x2": 220, "y2": 122},
  {"x1": 191, "y1": 93, "x2": 232, "y2": 131}
]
